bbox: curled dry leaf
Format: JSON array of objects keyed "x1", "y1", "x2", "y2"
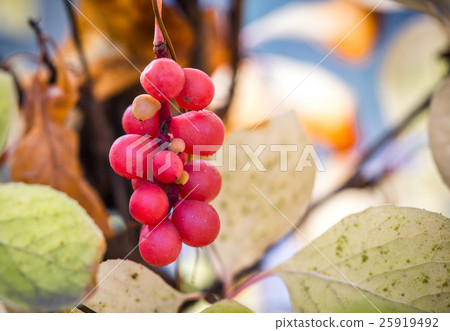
[
  {"x1": 74, "y1": 259, "x2": 188, "y2": 313},
  {"x1": 200, "y1": 300, "x2": 253, "y2": 313},
  {"x1": 9, "y1": 68, "x2": 113, "y2": 238},
  {"x1": 0, "y1": 71, "x2": 15, "y2": 154},
  {"x1": 0, "y1": 183, "x2": 105, "y2": 312},
  {"x1": 43, "y1": 46, "x2": 79, "y2": 124},
  {"x1": 429, "y1": 79, "x2": 450, "y2": 190},
  {"x1": 211, "y1": 111, "x2": 315, "y2": 279},
  {"x1": 275, "y1": 205, "x2": 450, "y2": 312}
]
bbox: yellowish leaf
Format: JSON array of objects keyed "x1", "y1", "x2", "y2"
[{"x1": 212, "y1": 111, "x2": 315, "y2": 278}]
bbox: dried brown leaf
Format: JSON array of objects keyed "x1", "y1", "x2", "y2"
[{"x1": 10, "y1": 75, "x2": 113, "y2": 238}]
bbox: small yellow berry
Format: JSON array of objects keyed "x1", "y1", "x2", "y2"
[
  {"x1": 168, "y1": 138, "x2": 186, "y2": 154},
  {"x1": 132, "y1": 94, "x2": 161, "y2": 121},
  {"x1": 175, "y1": 170, "x2": 189, "y2": 185}
]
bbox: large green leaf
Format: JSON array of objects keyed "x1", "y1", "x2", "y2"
[
  {"x1": 0, "y1": 71, "x2": 15, "y2": 153},
  {"x1": 276, "y1": 206, "x2": 450, "y2": 312},
  {"x1": 76, "y1": 260, "x2": 188, "y2": 313},
  {"x1": 0, "y1": 183, "x2": 105, "y2": 312},
  {"x1": 212, "y1": 111, "x2": 315, "y2": 278},
  {"x1": 201, "y1": 300, "x2": 253, "y2": 313},
  {"x1": 429, "y1": 79, "x2": 450, "y2": 190}
]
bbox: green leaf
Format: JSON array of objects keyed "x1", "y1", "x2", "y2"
[
  {"x1": 0, "y1": 183, "x2": 105, "y2": 312},
  {"x1": 0, "y1": 71, "x2": 15, "y2": 153},
  {"x1": 77, "y1": 259, "x2": 188, "y2": 313},
  {"x1": 275, "y1": 206, "x2": 450, "y2": 313},
  {"x1": 429, "y1": 79, "x2": 450, "y2": 190},
  {"x1": 201, "y1": 300, "x2": 253, "y2": 313},
  {"x1": 212, "y1": 111, "x2": 315, "y2": 278}
]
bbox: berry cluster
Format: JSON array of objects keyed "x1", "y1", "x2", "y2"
[{"x1": 109, "y1": 58, "x2": 225, "y2": 267}]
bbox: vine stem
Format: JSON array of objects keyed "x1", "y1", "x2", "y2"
[
  {"x1": 63, "y1": 0, "x2": 90, "y2": 81},
  {"x1": 27, "y1": 18, "x2": 57, "y2": 83},
  {"x1": 76, "y1": 304, "x2": 96, "y2": 313},
  {"x1": 156, "y1": 101, "x2": 172, "y2": 143},
  {"x1": 152, "y1": 0, "x2": 177, "y2": 61},
  {"x1": 226, "y1": 270, "x2": 274, "y2": 299},
  {"x1": 291, "y1": 92, "x2": 432, "y2": 229},
  {"x1": 206, "y1": 88, "x2": 435, "y2": 295}
]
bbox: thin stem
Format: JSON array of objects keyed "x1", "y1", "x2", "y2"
[
  {"x1": 28, "y1": 18, "x2": 57, "y2": 83},
  {"x1": 175, "y1": 254, "x2": 182, "y2": 290},
  {"x1": 208, "y1": 243, "x2": 233, "y2": 296},
  {"x1": 189, "y1": 248, "x2": 201, "y2": 284},
  {"x1": 152, "y1": 0, "x2": 177, "y2": 61},
  {"x1": 226, "y1": 270, "x2": 273, "y2": 299},
  {"x1": 76, "y1": 304, "x2": 96, "y2": 313},
  {"x1": 215, "y1": 0, "x2": 243, "y2": 120},
  {"x1": 63, "y1": 0, "x2": 91, "y2": 80},
  {"x1": 153, "y1": 0, "x2": 164, "y2": 45},
  {"x1": 230, "y1": 90, "x2": 433, "y2": 283},
  {"x1": 354, "y1": 96, "x2": 431, "y2": 171},
  {"x1": 157, "y1": 101, "x2": 172, "y2": 143},
  {"x1": 296, "y1": 93, "x2": 431, "y2": 228},
  {"x1": 167, "y1": 183, "x2": 180, "y2": 210}
]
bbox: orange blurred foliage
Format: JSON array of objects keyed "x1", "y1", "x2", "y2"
[
  {"x1": 65, "y1": 0, "x2": 230, "y2": 100},
  {"x1": 325, "y1": 0, "x2": 378, "y2": 60}
]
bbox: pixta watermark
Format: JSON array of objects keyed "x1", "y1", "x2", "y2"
[{"x1": 126, "y1": 136, "x2": 325, "y2": 181}]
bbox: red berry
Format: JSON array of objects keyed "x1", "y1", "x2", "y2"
[
  {"x1": 140, "y1": 58, "x2": 185, "y2": 101},
  {"x1": 122, "y1": 105, "x2": 158, "y2": 137},
  {"x1": 170, "y1": 110, "x2": 224, "y2": 155},
  {"x1": 131, "y1": 178, "x2": 166, "y2": 190},
  {"x1": 139, "y1": 220, "x2": 182, "y2": 267},
  {"x1": 109, "y1": 134, "x2": 158, "y2": 179},
  {"x1": 175, "y1": 68, "x2": 215, "y2": 110},
  {"x1": 171, "y1": 200, "x2": 220, "y2": 247},
  {"x1": 152, "y1": 150, "x2": 184, "y2": 183},
  {"x1": 178, "y1": 152, "x2": 188, "y2": 165},
  {"x1": 129, "y1": 183, "x2": 169, "y2": 225},
  {"x1": 179, "y1": 160, "x2": 221, "y2": 202}
]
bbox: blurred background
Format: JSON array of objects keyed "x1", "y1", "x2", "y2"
[{"x1": 0, "y1": 0, "x2": 449, "y2": 312}]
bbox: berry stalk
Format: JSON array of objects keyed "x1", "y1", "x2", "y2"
[
  {"x1": 152, "y1": 0, "x2": 177, "y2": 61},
  {"x1": 167, "y1": 183, "x2": 180, "y2": 210},
  {"x1": 109, "y1": 0, "x2": 224, "y2": 268},
  {"x1": 156, "y1": 100, "x2": 172, "y2": 144}
]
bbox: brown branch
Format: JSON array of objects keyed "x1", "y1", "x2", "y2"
[
  {"x1": 227, "y1": 91, "x2": 432, "y2": 286},
  {"x1": 63, "y1": 1, "x2": 131, "y2": 221},
  {"x1": 63, "y1": 0, "x2": 90, "y2": 80},
  {"x1": 215, "y1": 0, "x2": 243, "y2": 120},
  {"x1": 28, "y1": 18, "x2": 57, "y2": 83},
  {"x1": 298, "y1": 93, "x2": 431, "y2": 225},
  {"x1": 76, "y1": 304, "x2": 97, "y2": 313},
  {"x1": 174, "y1": 0, "x2": 204, "y2": 69}
]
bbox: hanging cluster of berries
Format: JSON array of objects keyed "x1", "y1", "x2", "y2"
[{"x1": 109, "y1": 58, "x2": 225, "y2": 267}]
